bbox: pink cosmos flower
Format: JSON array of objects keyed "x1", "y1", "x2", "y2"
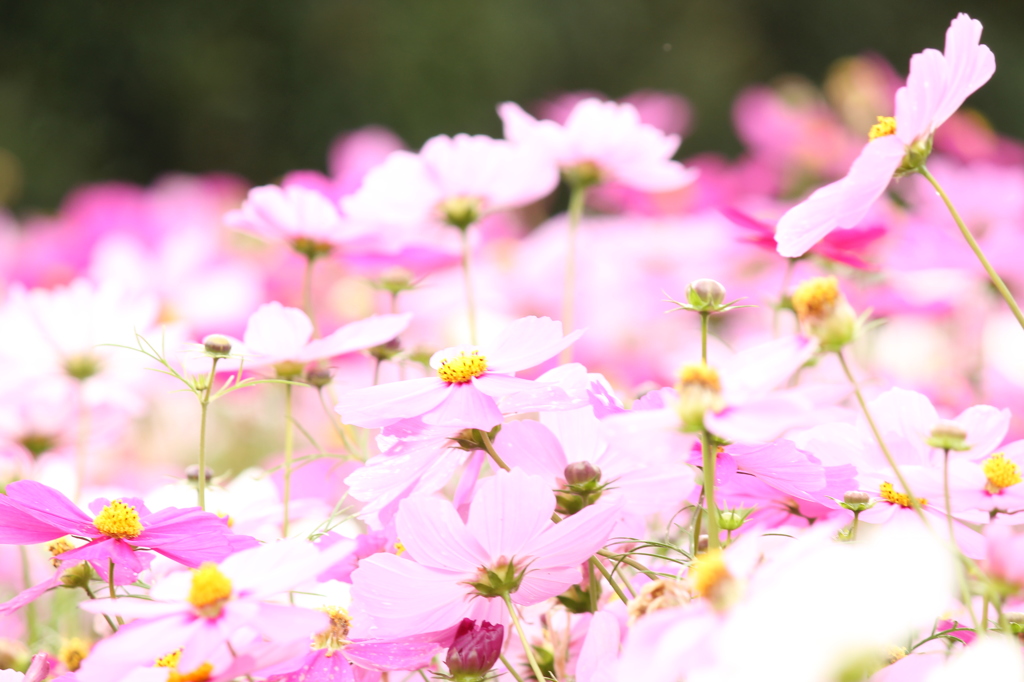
[
  {"x1": 196, "y1": 302, "x2": 410, "y2": 377},
  {"x1": 77, "y1": 539, "x2": 348, "y2": 681},
  {"x1": 349, "y1": 468, "x2": 621, "y2": 641},
  {"x1": 342, "y1": 134, "x2": 559, "y2": 229},
  {"x1": 334, "y1": 316, "x2": 584, "y2": 430},
  {"x1": 943, "y1": 440, "x2": 1024, "y2": 514},
  {"x1": 499, "y1": 98, "x2": 698, "y2": 192},
  {"x1": 0, "y1": 480, "x2": 253, "y2": 583},
  {"x1": 225, "y1": 184, "x2": 374, "y2": 257},
  {"x1": 776, "y1": 13, "x2": 996, "y2": 257}
]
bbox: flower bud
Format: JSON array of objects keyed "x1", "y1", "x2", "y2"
[
  {"x1": 185, "y1": 464, "x2": 215, "y2": 483},
  {"x1": 718, "y1": 507, "x2": 753, "y2": 531},
  {"x1": 927, "y1": 420, "x2": 969, "y2": 451},
  {"x1": 60, "y1": 562, "x2": 95, "y2": 589},
  {"x1": 696, "y1": 534, "x2": 709, "y2": 553},
  {"x1": 202, "y1": 334, "x2": 233, "y2": 358},
  {"x1": 368, "y1": 338, "x2": 402, "y2": 361},
  {"x1": 305, "y1": 367, "x2": 333, "y2": 389},
  {"x1": 24, "y1": 653, "x2": 51, "y2": 682},
  {"x1": 791, "y1": 276, "x2": 857, "y2": 351},
  {"x1": 564, "y1": 461, "x2": 602, "y2": 487},
  {"x1": 840, "y1": 490, "x2": 874, "y2": 513},
  {"x1": 445, "y1": 619, "x2": 503, "y2": 682},
  {"x1": 686, "y1": 279, "x2": 727, "y2": 312}
]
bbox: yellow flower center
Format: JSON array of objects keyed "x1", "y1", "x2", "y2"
[
  {"x1": 792, "y1": 276, "x2": 841, "y2": 321},
  {"x1": 868, "y1": 116, "x2": 898, "y2": 140},
  {"x1": 689, "y1": 548, "x2": 730, "y2": 600},
  {"x1": 155, "y1": 649, "x2": 214, "y2": 682},
  {"x1": 93, "y1": 500, "x2": 144, "y2": 539},
  {"x1": 58, "y1": 637, "x2": 91, "y2": 672},
  {"x1": 394, "y1": 540, "x2": 407, "y2": 556},
  {"x1": 437, "y1": 351, "x2": 488, "y2": 384},
  {"x1": 879, "y1": 482, "x2": 925, "y2": 508},
  {"x1": 677, "y1": 363, "x2": 721, "y2": 393},
  {"x1": 313, "y1": 606, "x2": 353, "y2": 654},
  {"x1": 983, "y1": 453, "x2": 1022, "y2": 494},
  {"x1": 188, "y1": 563, "x2": 232, "y2": 618}
]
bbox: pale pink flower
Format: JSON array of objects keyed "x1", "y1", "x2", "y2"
[
  {"x1": 334, "y1": 316, "x2": 584, "y2": 430},
  {"x1": 776, "y1": 13, "x2": 996, "y2": 257},
  {"x1": 499, "y1": 97, "x2": 698, "y2": 192},
  {"x1": 349, "y1": 468, "x2": 621, "y2": 641},
  {"x1": 342, "y1": 134, "x2": 558, "y2": 228}
]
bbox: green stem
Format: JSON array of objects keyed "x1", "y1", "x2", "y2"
[
  {"x1": 559, "y1": 184, "x2": 587, "y2": 365},
  {"x1": 479, "y1": 430, "x2": 511, "y2": 472},
  {"x1": 502, "y1": 593, "x2": 547, "y2": 682},
  {"x1": 83, "y1": 584, "x2": 118, "y2": 632},
  {"x1": 282, "y1": 383, "x2": 295, "y2": 537},
  {"x1": 500, "y1": 654, "x2": 527, "y2": 682},
  {"x1": 943, "y1": 449, "x2": 955, "y2": 543},
  {"x1": 850, "y1": 510, "x2": 860, "y2": 541},
  {"x1": 591, "y1": 557, "x2": 629, "y2": 603},
  {"x1": 19, "y1": 547, "x2": 36, "y2": 647},
  {"x1": 701, "y1": 429, "x2": 720, "y2": 550},
  {"x1": 460, "y1": 227, "x2": 478, "y2": 345},
  {"x1": 837, "y1": 350, "x2": 928, "y2": 526},
  {"x1": 982, "y1": 596, "x2": 990, "y2": 633},
  {"x1": 108, "y1": 559, "x2": 124, "y2": 625},
  {"x1": 997, "y1": 599, "x2": 1011, "y2": 634},
  {"x1": 596, "y1": 549, "x2": 660, "y2": 581},
  {"x1": 691, "y1": 489, "x2": 704, "y2": 556},
  {"x1": 303, "y1": 254, "x2": 320, "y2": 338},
  {"x1": 587, "y1": 557, "x2": 599, "y2": 611},
  {"x1": 197, "y1": 356, "x2": 219, "y2": 510},
  {"x1": 920, "y1": 166, "x2": 1024, "y2": 331},
  {"x1": 700, "y1": 312, "x2": 709, "y2": 364}
]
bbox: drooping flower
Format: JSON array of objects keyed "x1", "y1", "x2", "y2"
[
  {"x1": 776, "y1": 13, "x2": 996, "y2": 257},
  {"x1": 499, "y1": 98, "x2": 698, "y2": 192},
  {"x1": 334, "y1": 316, "x2": 585, "y2": 430},
  {"x1": 0, "y1": 481, "x2": 254, "y2": 583},
  {"x1": 349, "y1": 468, "x2": 621, "y2": 641}
]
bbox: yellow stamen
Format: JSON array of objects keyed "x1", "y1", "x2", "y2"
[
  {"x1": 313, "y1": 606, "x2": 353, "y2": 654},
  {"x1": 48, "y1": 538, "x2": 74, "y2": 567},
  {"x1": 188, "y1": 563, "x2": 232, "y2": 618},
  {"x1": 792, "y1": 276, "x2": 841, "y2": 321},
  {"x1": 677, "y1": 363, "x2": 721, "y2": 393},
  {"x1": 58, "y1": 638, "x2": 90, "y2": 672},
  {"x1": 437, "y1": 351, "x2": 488, "y2": 384},
  {"x1": 93, "y1": 500, "x2": 144, "y2": 539},
  {"x1": 879, "y1": 482, "x2": 925, "y2": 508},
  {"x1": 868, "y1": 116, "x2": 897, "y2": 140},
  {"x1": 155, "y1": 649, "x2": 214, "y2": 682},
  {"x1": 394, "y1": 540, "x2": 406, "y2": 556},
  {"x1": 983, "y1": 453, "x2": 1022, "y2": 494},
  {"x1": 689, "y1": 548, "x2": 730, "y2": 601}
]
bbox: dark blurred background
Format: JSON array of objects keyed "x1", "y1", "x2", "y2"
[{"x1": 1, "y1": 0, "x2": 1021, "y2": 211}]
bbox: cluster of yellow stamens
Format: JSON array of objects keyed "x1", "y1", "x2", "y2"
[
  {"x1": 188, "y1": 563, "x2": 232, "y2": 618},
  {"x1": 437, "y1": 351, "x2": 488, "y2": 384},
  {"x1": 93, "y1": 500, "x2": 144, "y2": 539},
  {"x1": 983, "y1": 453, "x2": 1022, "y2": 494},
  {"x1": 154, "y1": 649, "x2": 214, "y2": 682},
  {"x1": 678, "y1": 363, "x2": 721, "y2": 393},
  {"x1": 868, "y1": 115, "x2": 898, "y2": 140},
  {"x1": 792, "y1": 276, "x2": 841, "y2": 321},
  {"x1": 879, "y1": 482, "x2": 925, "y2": 508},
  {"x1": 689, "y1": 548, "x2": 730, "y2": 601},
  {"x1": 58, "y1": 638, "x2": 91, "y2": 672},
  {"x1": 48, "y1": 538, "x2": 74, "y2": 567},
  {"x1": 313, "y1": 606, "x2": 353, "y2": 655}
]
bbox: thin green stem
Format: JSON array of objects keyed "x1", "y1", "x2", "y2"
[
  {"x1": 197, "y1": 356, "x2": 219, "y2": 510},
  {"x1": 19, "y1": 547, "x2": 36, "y2": 647},
  {"x1": 837, "y1": 350, "x2": 928, "y2": 526},
  {"x1": 108, "y1": 559, "x2": 124, "y2": 625},
  {"x1": 701, "y1": 429, "x2": 720, "y2": 550},
  {"x1": 479, "y1": 430, "x2": 511, "y2": 472},
  {"x1": 850, "y1": 510, "x2": 860, "y2": 541},
  {"x1": 597, "y1": 549, "x2": 660, "y2": 581},
  {"x1": 943, "y1": 449, "x2": 955, "y2": 543},
  {"x1": 997, "y1": 599, "x2": 1011, "y2": 634},
  {"x1": 82, "y1": 584, "x2": 118, "y2": 632},
  {"x1": 982, "y1": 596, "x2": 990, "y2": 633},
  {"x1": 592, "y1": 557, "x2": 629, "y2": 603},
  {"x1": 460, "y1": 227, "x2": 478, "y2": 345},
  {"x1": 700, "y1": 312, "x2": 709, "y2": 363},
  {"x1": 587, "y1": 557, "x2": 599, "y2": 611},
  {"x1": 920, "y1": 166, "x2": 1024, "y2": 331},
  {"x1": 502, "y1": 592, "x2": 547, "y2": 682},
  {"x1": 282, "y1": 383, "x2": 295, "y2": 537},
  {"x1": 303, "y1": 254, "x2": 320, "y2": 338},
  {"x1": 909, "y1": 626, "x2": 976, "y2": 652},
  {"x1": 500, "y1": 654, "x2": 527, "y2": 682},
  {"x1": 691, "y1": 489, "x2": 705, "y2": 556},
  {"x1": 559, "y1": 184, "x2": 587, "y2": 365}
]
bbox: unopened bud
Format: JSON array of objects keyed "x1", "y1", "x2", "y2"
[
  {"x1": 718, "y1": 507, "x2": 753, "y2": 531},
  {"x1": 442, "y1": 197, "x2": 483, "y2": 230},
  {"x1": 368, "y1": 338, "x2": 402, "y2": 361},
  {"x1": 305, "y1": 367, "x2": 333, "y2": 388},
  {"x1": 686, "y1": 279, "x2": 727, "y2": 311},
  {"x1": 185, "y1": 464, "x2": 215, "y2": 483},
  {"x1": 675, "y1": 363, "x2": 724, "y2": 433},
  {"x1": 24, "y1": 653, "x2": 51, "y2": 682},
  {"x1": 564, "y1": 461, "x2": 602, "y2": 486},
  {"x1": 445, "y1": 619, "x2": 503, "y2": 681},
  {"x1": 927, "y1": 420, "x2": 969, "y2": 451},
  {"x1": 202, "y1": 334, "x2": 233, "y2": 357},
  {"x1": 841, "y1": 490, "x2": 874, "y2": 513}
]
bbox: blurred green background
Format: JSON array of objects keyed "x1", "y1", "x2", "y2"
[{"x1": 1, "y1": 0, "x2": 1021, "y2": 211}]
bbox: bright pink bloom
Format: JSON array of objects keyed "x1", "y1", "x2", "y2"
[
  {"x1": 335, "y1": 316, "x2": 584, "y2": 430},
  {"x1": 77, "y1": 539, "x2": 347, "y2": 681},
  {"x1": 0, "y1": 481, "x2": 252, "y2": 583},
  {"x1": 342, "y1": 134, "x2": 559, "y2": 228},
  {"x1": 499, "y1": 98, "x2": 698, "y2": 192},
  {"x1": 349, "y1": 468, "x2": 621, "y2": 640},
  {"x1": 776, "y1": 13, "x2": 996, "y2": 257}
]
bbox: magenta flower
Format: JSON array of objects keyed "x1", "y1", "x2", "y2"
[
  {"x1": 499, "y1": 97, "x2": 698, "y2": 192},
  {"x1": 0, "y1": 481, "x2": 253, "y2": 583},
  {"x1": 776, "y1": 13, "x2": 995, "y2": 257},
  {"x1": 349, "y1": 468, "x2": 621, "y2": 641},
  {"x1": 76, "y1": 539, "x2": 348, "y2": 682},
  {"x1": 335, "y1": 316, "x2": 584, "y2": 430},
  {"x1": 342, "y1": 133, "x2": 559, "y2": 229}
]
